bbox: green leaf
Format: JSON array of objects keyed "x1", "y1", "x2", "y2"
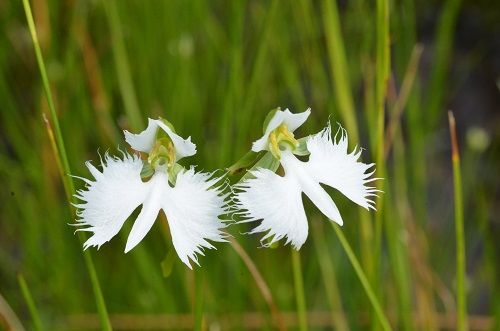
[
  {"x1": 293, "y1": 136, "x2": 311, "y2": 156},
  {"x1": 140, "y1": 161, "x2": 154, "y2": 178},
  {"x1": 262, "y1": 107, "x2": 281, "y2": 134},
  {"x1": 168, "y1": 163, "x2": 185, "y2": 185},
  {"x1": 158, "y1": 117, "x2": 176, "y2": 133},
  {"x1": 227, "y1": 150, "x2": 266, "y2": 175},
  {"x1": 240, "y1": 152, "x2": 280, "y2": 182},
  {"x1": 160, "y1": 249, "x2": 176, "y2": 278}
]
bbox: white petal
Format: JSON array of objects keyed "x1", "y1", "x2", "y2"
[
  {"x1": 305, "y1": 124, "x2": 378, "y2": 210},
  {"x1": 124, "y1": 118, "x2": 197, "y2": 160},
  {"x1": 123, "y1": 118, "x2": 158, "y2": 153},
  {"x1": 280, "y1": 150, "x2": 344, "y2": 225},
  {"x1": 234, "y1": 168, "x2": 309, "y2": 249},
  {"x1": 251, "y1": 108, "x2": 311, "y2": 152},
  {"x1": 124, "y1": 172, "x2": 167, "y2": 253},
  {"x1": 282, "y1": 108, "x2": 311, "y2": 132},
  {"x1": 162, "y1": 168, "x2": 227, "y2": 268},
  {"x1": 74, "y1": 153, "x2": 148, "y2": 249}
]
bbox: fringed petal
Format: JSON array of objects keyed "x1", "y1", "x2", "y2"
[
  {"x1": 306, "y1": 123, "x2": 379, "y2": 210},
  {"x1": 74, "y1": 153, "x2": 148, "y2": 249},
  {"x1": 234, "y1": 168, "x2": 309, "y2": 250},
  {"x1": 163, "y1": 168, "x2": 227, "y2": 268}
]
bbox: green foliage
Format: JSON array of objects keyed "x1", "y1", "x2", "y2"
[{"x1": 0, "y1": 0, "x2": 498, "y2": 330}]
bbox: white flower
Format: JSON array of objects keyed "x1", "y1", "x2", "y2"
[
  {"x1": 74, "y1": 119, "x2": 227, "y2": 268},
  {"x1": 234, "y1": 109, "x2": 378, "y2": 250},
  {"x1": 252, "y1": 108, "x2": 311, "y2": 152}
]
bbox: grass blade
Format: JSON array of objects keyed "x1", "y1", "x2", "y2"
[
  {"x1": 448, "y1": 111, "x2": 468, "y2": 331},
  {"x1": 18, "y1": 274, "x2": 43, "y2": 331},
  {"x1": 21, "y1": 0, "x2": 112, "y2": 329},
  {"x1": 332, "y1": 224, "x2": 392, "y2": 331},
  {"x1": 321, "y1": 0, "x2": 359, "y2": 140},
  {"x1": 291, "y1": 248, "x2": 308, "y2": 331}
]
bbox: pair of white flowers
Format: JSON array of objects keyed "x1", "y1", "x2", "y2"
[{"x1": 75, "y1": 109, "x2": 378, "y2": 268}]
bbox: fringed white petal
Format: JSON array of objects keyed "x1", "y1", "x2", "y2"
[
  {"x1": 124, "y1": 172, "x2": 167, "y2": 253},
  {"x1": 234, "y1": 168, "x2": 309, "y2": 250},
  {"x1": 163, "y1": 168, "x2": 227, "y2": 269},
  {"x1": 74, "y1": 153, "x2": 148, "y2": 249},
  {"x1": 306, "y1": 123, "x2": 378, "y2": 210},
  {"x1": 124, "y1": 118, "x2": 196, "y2": 160},
  {"x1": 252, "y1": 108, "x2": 311, "y2": 152}
]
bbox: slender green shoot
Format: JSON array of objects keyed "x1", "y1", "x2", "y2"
[
  {"x1": 18, "y1": 274, "x2": 44, "y2": 331},
  {"x1": 332, "y1": 224, "x2": 393, "y2": 331},
  {"x1": 194, "y1": 269, "x2": 205, "y2": 331},
  {"x1": 230, "y1": 238, "x2": 286, "y2": 331},
  {"x1": 291, "y1": 248, "x2": 308, "y2": 331},
  {"x1": 448, "y1": 111, "x2": 468, "y2": 331},
  {"x1": 22, "y1": 1, "x2": 112, "y2": 329},
  {"x1": 321, "y1": 0, "x2": 358, "y2": 140}
]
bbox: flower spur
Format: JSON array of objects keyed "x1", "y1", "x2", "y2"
[
  {"x1": 74, "y1": 118, "x2": 228, "y2": 268},
  {"x1": 234, "y1": 108, "x2": 379, "y2": 249}
]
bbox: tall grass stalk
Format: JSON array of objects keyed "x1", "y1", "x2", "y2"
[
  {"x1": 18, "y1": 274, "x2": 43, "y2": 331},
  {"x1": 373, "y1": 0, "x2": 390, "y2": 305},
  {"x1": 291, "y1": 249, "x2": 308, "y2": 331},
  {"x1": 322, "y1": 0, "x2": 375, "y2": 290},
  {"x1": 448, "y1": 111, "x2": 468, "y2": 331},
  {"x1": 21, "y1": 0, "x2": 112, "y2": 329},
  {"x1": 194, "y1": 269, "x2": 204, "y2": 331},
  {"x1": 230, "y1": 238, "x2": 286, "y2": 331},
  {"x1": 331, "y1": 224, "x2": 393, "y2": 331},
  {"x1": 321, "y1": 0, "x2": 358, "y2": 140},
  {"x1": 311, "y1": 221, "x2": 349, "y2": 331}
]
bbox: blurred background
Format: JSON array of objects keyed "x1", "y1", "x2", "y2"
[{"x1": 0, "y1": 0, "x2": 499, "y2": 330}]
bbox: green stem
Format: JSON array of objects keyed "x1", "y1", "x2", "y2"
[
  {"x1": 291, "y1": 248, "x2": 308, "y2": 331},
  {"x1": 18, "y1": 274, "x2": 43, "y2": 331},
  {"x1": 194, "y1": 269, "x2": 204, "y2": 331},
  {"x1": 332, "y1": 224, "x2": 392, "y2": 331},
  {"x1": 448, "y1": 112, "x2": 468, "y2": 331},
  {"x1": 22, "y1": 1, "x2": 112, "y2": 329}
]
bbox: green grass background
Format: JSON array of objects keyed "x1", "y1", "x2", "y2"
[{"x1": 1, "y1": 0, "x2": 499, "y2": 330}]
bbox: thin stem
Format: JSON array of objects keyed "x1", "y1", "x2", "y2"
[
  {"x1": 0, "y1": 292, "x2": 25, "y2": 331},
  {"x1": 291, "y1": 248, "x2": 308, "y2": 331},
  {"x1": 194, "y1": 269, "x2": 204, "y2": 331},
  {"x1": 229, "y1": 238, "x2": 286, "y2": 331},
  {"x1": 18, "y1": 274, "x2": 43, "y2": 331},
  {"x1": 448, "y1": 111, "x2": 468, "y2": 331},
  {"x1": 331, "y1": 224, "x2": 393, "y2": 331},
  {"x1": 22, "y1": 1, "x2": 112, "y2": 329}
]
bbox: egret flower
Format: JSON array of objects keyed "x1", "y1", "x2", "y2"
[
  {"x1": 74, "y1": 118, "x2": 227, "y2": 268},
  {"x1": 234, "y1": 108, "x2": 378, "y2": 249}
]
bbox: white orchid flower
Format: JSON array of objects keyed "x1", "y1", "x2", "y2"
[
  {"x1": 74, "y1": 118, "x2": 227, "y2": 268},
  {"x1": 234, "y1": 108, "x2": 378, "y2": 250}
]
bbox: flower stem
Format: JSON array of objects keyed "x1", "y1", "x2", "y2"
[
  {"x1": 22, "y1": 0, "x2": 111, "y2": 329},
  {"x1": 194, "y1": 269, "x2": 204, "y2": 331},
  {"x1": 18, "y1": 274, "x2": 43, "y2": 331},
  {"x1": 448, "y1": 111, "x2": 468, "y2": 331},
  {"x1": 291, "y1": 248, "x2": 308, "y2": 331},
  {"x1": 331, "y1": 224, "x2": 393, "y2": 331},
  {"x1": 230, "y1": 238, "x2": 286, "y2": 331}
]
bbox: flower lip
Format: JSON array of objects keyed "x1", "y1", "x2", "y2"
[
  {"x1": 124, "y1": 117, "x2": 196, "y2": 160},
  {"x1": 251, "y1": 108, "x2": 311, "y2": 153}
]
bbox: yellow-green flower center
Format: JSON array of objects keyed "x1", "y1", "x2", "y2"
[{"x1": 268, "y1": 123, "x2": 298, "y2": 159}]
